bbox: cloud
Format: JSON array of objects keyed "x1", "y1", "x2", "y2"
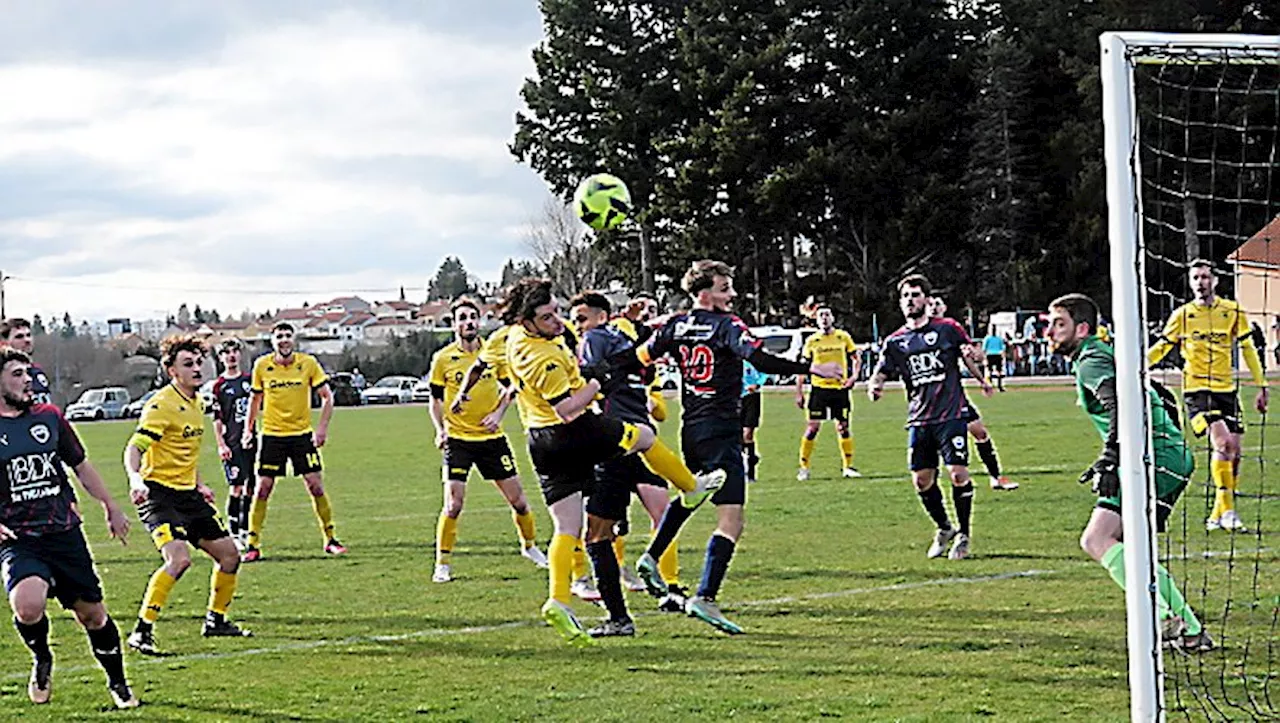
[{"x1": 0, "y1": 2, "x2": 550, "y2": 321}]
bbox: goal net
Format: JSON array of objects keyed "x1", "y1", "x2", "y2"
[{"x1": 1103, "y1": 32, "x2": 1280, "y2": 722}]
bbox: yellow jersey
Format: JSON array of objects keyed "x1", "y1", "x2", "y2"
[
  {"x1": 1148, "y1": 297, "x2": 1256, "y2": 393},
  {"x1": 251, "y1": 352, "x2": 328, "y2": 436},
  {"x1": 802, "y1": 329, "x2": 857, "y2": 389},
  {"x1": 478, "y1": 326, "x2": 514, "y2": 380},
  {"x1": 429, "y1": 340, "x2": 505, "y2": 441},
  {"x1": 129, "y1": 384, "x2": 204, "y2": 491},
  {"x1": 506, "y1": 325, "x2": 587, "y2": 429}
]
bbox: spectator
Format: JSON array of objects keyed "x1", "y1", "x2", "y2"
[{"x1": 351, "y1": 367, "x2": 366, "y2": 390}]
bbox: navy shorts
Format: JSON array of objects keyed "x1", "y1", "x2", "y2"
[
  {"x1": 682, "y1": 419, "x2": 746, "y2": 506},
  {"x1": 907, "y1": 419, "x2": 971, "y2": 471},
  {"x1": 223, "y1": 445, "x2": 255, "y2": 487},
  {"x1": 0, "y1": 527, "x2": 104, "y2": 609}
]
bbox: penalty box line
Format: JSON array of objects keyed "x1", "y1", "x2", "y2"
[{"x1": 4, "y1": 569, "x2": 1057, "y2": 681}]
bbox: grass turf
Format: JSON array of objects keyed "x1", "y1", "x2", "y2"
[{"x1": 0, "y1": 385, "x2": 1274, "y2": 721}]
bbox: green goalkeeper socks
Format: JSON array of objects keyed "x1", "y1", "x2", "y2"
[{"x1": 1100, "y1": 543, "x2": 1202, "y2": 635}]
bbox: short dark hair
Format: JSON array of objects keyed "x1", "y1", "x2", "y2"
[
  {"x1": 897, "y1": 274, "x2": 932, "y2": 297},
  {"x1": 217, "y1": 338, "x2": 243, "y2": 354},
  {"x1": 160, "y1": 333, "x2": 206, "y2": 368},
  {"x1": 271, "y1": 321, "x2": 295, "y2": 334},
  {"x1": 631, "y1": 291, "x2": 657, "y2": 304},
  {"x1": 516, "y1": 279, "x2": 555, "y2": 323},
  {"x1": 0, "y1": 318, "x2": 31, "y2": 340},
  {"x1": 1049, "y1": 293, "x2": 1099, "y2": 335},
  {"x1": 682, "y1": 260, "x2": 734, "y2": 295},
  {"x1": 1188, "y1": 258, "x2": 1218, "y2": 275},
  {"x1": 569, "y1": 291, "x2": 611, "y2": 315},
  {"x1": 0, "y1": 347, "x2": 31, "y2": 369}
]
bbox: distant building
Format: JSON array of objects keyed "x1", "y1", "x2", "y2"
[{"x1": 1227, "y1": 215, "x2": 1280, "y2": 329}]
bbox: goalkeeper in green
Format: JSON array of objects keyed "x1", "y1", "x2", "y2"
[{"x1": 1047, "y1": 293, "x2": 1213, "y2": 653}]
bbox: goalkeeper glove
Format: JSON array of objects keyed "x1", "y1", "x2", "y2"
[{"x1": 1079, "y1": 446, "x2": 1120, "y2": 498}]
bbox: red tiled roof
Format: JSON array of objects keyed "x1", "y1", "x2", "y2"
[
  {"x1": 1228, "y1": 215, "x2": 1280, "y2": 265},
  {"x1": 368, "y1": 318, "x2": 418, "y2": 327},
  {"x1": 342, "y1": 312, "x2": 374, "y2": 325},
  {"x1": 275, "y1": 308, "x2": 311, "y2": 320},
  {"x1": 380, "y1": 300, "x2": 414, "y2": 311}
]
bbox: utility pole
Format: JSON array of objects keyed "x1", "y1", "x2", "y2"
[{"x1": 1, "y1": 269, "x2": 6, "y2": 320}]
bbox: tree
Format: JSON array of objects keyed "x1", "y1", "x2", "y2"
[
  {"x1": 524, "y1": 197, "x2": 611, "y2": 297},
  {"x1": 513, "y1": 1, "x2": 689, "y2": 292},
  {"x1": 428, "y1": 257, "x2": 475, "y2": 300},
  {"x1": 963, "y1": 34, "x2": 1041, "y2": 311},
  {"x1": 30, "y1": 314, "x2": 45, "y2": 336},
  {"x1": 193, "y1": 305, "x2": 205, "y2": 324},
  {"x1": 61, "y1": 312, "x2": 75, "y2": 338},
  {"x1": 500, "y1": 259, "x2": 540, "y2": 288},
  {"x1": 177, "y1": 303, "x2": 191, "y2": 327}
]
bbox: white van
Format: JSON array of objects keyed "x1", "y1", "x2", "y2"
[{"x1": 749, "y1": 326, "x2": 818, "y2": 384}]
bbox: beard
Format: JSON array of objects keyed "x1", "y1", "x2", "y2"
[{"x1": 3, "y1": 390, "x2": 32, "y2": 411}]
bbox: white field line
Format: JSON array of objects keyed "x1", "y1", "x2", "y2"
[{"x1": 3, "y1": 569, "x2": 1058, "y2": 681}]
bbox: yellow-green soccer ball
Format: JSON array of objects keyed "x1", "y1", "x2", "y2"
[{"x1": 574, "y1": 173, "x2": 632, "y2": 230}]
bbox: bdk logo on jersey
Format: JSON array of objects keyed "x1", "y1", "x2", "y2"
[{"x1": 8, "y1": 451, "x2": 61, "y2": 499}]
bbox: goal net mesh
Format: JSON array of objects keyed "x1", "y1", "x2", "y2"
[{"x1": 1133, "y1": 43, "x2": 1280, "y2": 721}]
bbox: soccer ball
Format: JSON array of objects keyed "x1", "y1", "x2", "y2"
[{"x1": 573, "y1": 173, "x2": 632, "y2": 230}]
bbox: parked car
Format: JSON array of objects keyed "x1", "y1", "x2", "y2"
[
  {"x1": 66, "y1": 386, "x2": 132, "y2": 421},
  {"x1": 412, "y1": 379, "x2": 433, "y2": 403},
  {"x1": 749, "y1": 325, "x2": 817, "y2": 384},
  {"x1": 360, "y1": 376, "x2": 418, "y2": 405},
  {"x1": 122, "y1": 390, "x2": 158, "y2": 418},
  {"x1": 329, "y1": 372, "x2": 363, "y2": 407}
]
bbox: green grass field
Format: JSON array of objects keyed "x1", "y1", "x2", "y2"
[{"x1": 1, "y1": 385, "x2": 1275, "y2": 721}]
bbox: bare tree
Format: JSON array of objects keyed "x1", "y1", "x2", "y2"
[{"x1": 524, "y1": 197, "x2": 610, "y2": 297}]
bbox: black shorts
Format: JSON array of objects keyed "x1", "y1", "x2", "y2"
[
  {"x1": 223, "y1": 445, "x2": 255, "y2": 487},
  {"x1": 444, "y1": 437, "x2": 518, "y2": 482},
  {"x1": 740, "y1": 392, "x2": 762, "y2": 428},
  {"x1": 985, "y1": 354, "x2": 1003, "y2": 371},
  {"x1": 527, "y1": 413, "x2": 640, "y2": 510},
  {"x1": 1184, "y1": 391, "x2": 1244, "y2": 436},
  {"x1": 682, "y1": 419, "x2": 746, "y2": 506},
  {"x1": 961, "y1": 398, "x2": 982, "y2": 424},
  {"x1": 597, "y1": 450, "x2": 668, "y2": 505},
  {"x1": 807, "y1": 387, "x2": 850, "y2": 423},
  {"x1": 0, "y1": 528, "x2": 104, "y2": 609},
  {"x1": 907, "y1": 419, "x2": 971, "y2": 471},
  {"x1": 258, "y1": 433, "x2": 323, "y2": 478},
  {"x1": 137, "y1": 482, "x2": 229, "y2": 550}
]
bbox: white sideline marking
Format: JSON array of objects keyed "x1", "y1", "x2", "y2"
[{"x1": 2, "y1": 569, "x2": 1052, "y2": 681}]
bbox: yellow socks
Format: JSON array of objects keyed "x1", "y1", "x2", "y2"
[
  {"x1": 1210, "y1": 458, "x2": 1234, "y2": 519},
  {"x1": 548, "y1": 534, "x2": 577, "y2": 604},
  {"x1": 208, "y1": 569, "x2": 238, "y2": 615},
  {"x1": 612, "y1": 535, "x2": 627, "y2": 565},
  {"x1": 839, "y1": 435, "x2": 854, "y2": 468},
  {"x1": 310, "y1": 492, "x2": 336, "y2": 541},
  {"x1": 640, "y1": 439, "x2": 696, "y2": 493},
  {"x1": 799, "y1": 437, "x2": 816, "y2": 468},
  {"x1": 513, "y1": 510, "x2": 537, "y2": 549},
  {"x1": 436, "y1": 513, "x2": 458, "y2": 565},
  {"x1": 247, "y1": 497, "x2": 268, "y2": 548},
  {"x1": 659, "y1": 540, "x2": 680, "y2": 584},
  {"x1": 139, "y1": 568, "x2": 177, "y2": 623},
  {"x1": 571, "y1": 538, "x2": 587, "y2": 579}
]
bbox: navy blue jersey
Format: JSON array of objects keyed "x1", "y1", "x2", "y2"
[
  {"x1": 873, "y1": 318, "x2": 974, "y2": 427},
  {"x1": 646, "y1": 310, "x2": 762, "y2": 424},
  {"x1": 211, "y1": 373, "x2": 252, "y2": 448},
  {"x1": 0, "y1": 404, "x2": 85, "y2": 536},
  {"x1": 28, "y1": 363, "x2": 52, "y2": 407},
  {"x1": 579, "y1": 325, "x2": 650, "y2": 424}
]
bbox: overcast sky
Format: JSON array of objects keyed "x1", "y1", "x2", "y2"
[{"x1": 0, "y1": 0, "x2": 552, "y2": 323}]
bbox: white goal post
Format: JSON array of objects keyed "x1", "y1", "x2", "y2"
[{"x1": 1099, "y1": 31, "x2": 1280, "y2": 723}]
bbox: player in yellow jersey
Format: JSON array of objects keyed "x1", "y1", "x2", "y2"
[
  {"x1": 239, "y1": 322, "x2": 346, "y2": 561},
  {"x1": 795, "y1": 305, "x2": 861, "y2": 480},
  {"x1": 125, "y1": 335, "x2": 249, "y2": 656},
  {"x1": 427, "y1": 297, "x2": 548, "y2": 583},
  {"x1": 1148, "y1": 259, "x2": 1269, "y2": 532},
  {"x1": 506, "y1": 279, "x2": 724, "y2": 644}
]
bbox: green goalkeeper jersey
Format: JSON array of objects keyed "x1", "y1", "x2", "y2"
[{"x1": 1072, "y1": 335, "x2": 1193, "y2": 479}]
